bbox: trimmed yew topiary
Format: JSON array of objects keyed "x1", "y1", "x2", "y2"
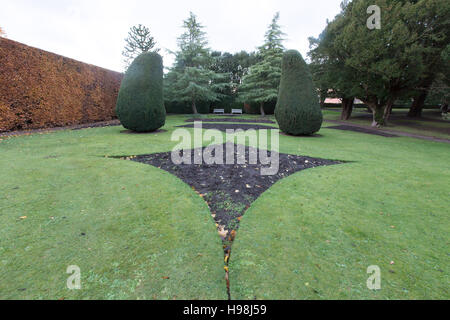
[
  {"x1": 116, "y1": 52, "x2": 166, "y2": 132},
  {"x1": 275, "y1": 50, "x2": 323, "y2": 136}
]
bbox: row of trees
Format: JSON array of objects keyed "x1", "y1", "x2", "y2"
[
  {"x1": 308, "y1": 0, "x2": 450, "y2": 126},
  {"x1": 122, "y1": 1, "x2": 449, "y2": 123},
  {"x1": 123, "y1": 12, "x2": 285, "y2": 115}
]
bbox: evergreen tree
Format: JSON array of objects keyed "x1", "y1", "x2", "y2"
[
  {"x1": 122, "y1": 24, "x2": 159, "y2": 70},
  {"x1": 308, "y1": 9, "x2": 357, "y2": 120},
  {"x1": 116, "y1": 52, "x2": 166, "y2": 132},
  {"x1": 308, "y1": 0, "x2": 449, "y2": 127},
  {"x1": 275, "y1": 50, "x2": 323, "y2": 136},
  {"x1": 165, "y1": 12, "x2": 229, "y2": 114},
  {"x1": 207, "y1": 51, "x2": 261, "y2": 109},
  {"x1": 238, "y1": 12, "x2": 285, "y2": 116}
]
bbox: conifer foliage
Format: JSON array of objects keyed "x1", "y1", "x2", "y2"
[
  {"x1": 116, "y1": 52, "x2": 166, "y2": 132},
  {"x1": 164, "y1": 12, "x2": 229, "y2": 114},
  {"x1": 275, "y1": 50, "x2": 323, "y2": 136},
  {"x1": 122, "y1": 24, "x2": 159, "y2": 70},
  {"x1": 238, "y1": 12, "x2": 285, "y2": 116}
]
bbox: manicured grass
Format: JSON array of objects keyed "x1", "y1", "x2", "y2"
[
  {"x1": 1, "y1": 115, "x2": 448, "y2": 299},
  {"x1": 0, "y1": 118, "x2": 226, "y2": 300},
  {"x1": 323, "y1": 109, "x2": 450, "y2": 140},
  {"x1": 230, "y1": 125, "x2": 449, "y2": 299}
]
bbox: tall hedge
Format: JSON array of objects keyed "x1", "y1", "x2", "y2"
[
  {"x1": 0, "y1": 38, "x2": 122, "y2": 132},
  {"x1": 116, "y1": 52, "x2": 166, "y2": 132},
  {"x1": 275, "y1": 50, "x2": 323, "y2": 135}
]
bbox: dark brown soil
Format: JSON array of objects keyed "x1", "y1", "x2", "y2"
[
  {"x1": 0, "y1": 120, "x2": 121, "y2": 137},
  {"x1": 125, "y1": 143, "x2": 340, "y2": 249},
  {"x1": 185, "y1": 118, "x2": 276, "y2": 124},
  {"x1": 177, "y1": 123, "x2": 277, "y2": 132},
  {"x1": 120, "y1": 129, "x2": 167, "y2": 135},
  {"x1": 326, "y1": 125, "x2": 399, "y2": 137},
  {"x1": 118, "y1": 143, "x2": 341, "y2": 299},
  {"x1": 72, "y1": 121, "x2": 121, "y2": 130}
]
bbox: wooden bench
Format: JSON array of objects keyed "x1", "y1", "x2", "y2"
[
  {"x1": 213, "y1": 109, "x2": 225, "y2": 114},
  {"x1": 231, "y1": 109, "x2": 243, "y2": 115}
]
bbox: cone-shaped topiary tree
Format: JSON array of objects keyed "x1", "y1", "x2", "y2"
[
  {"x1": 275, "y1": 50, "x2": 323, "y2": 135},
  {"x1": 116, "y1": 52, "x2": 166, "y2": 132}
]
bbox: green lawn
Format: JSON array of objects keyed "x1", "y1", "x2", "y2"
[
  {"x1": 322, "y1": 108, "x2": 450, "y2": 140},
  {"x1": 0, "y1": 114, "x2": 448, "y2": 299}
]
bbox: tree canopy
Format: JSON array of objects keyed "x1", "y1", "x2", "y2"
[
  {"x1": 238, "y1": 12, "x2": 286, "y2": 116},
  {"x1": 122, "y1": 24, "x2": 159, "y2": 70},
  {"x1": 165, "y1": 12, "x2": 229, "y2": 114},
  {"x1": 309, "y1": 0, "x2": 450, "y2": 126}
]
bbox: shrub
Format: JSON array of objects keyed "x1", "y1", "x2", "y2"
[
  {"x1": 0, "y1": 38, "x2": 122, "y2": 132},
  {"x1": 0, "y1": 103, "x2": 17, "y2": 132},
  {"x1": 275, "y1": 50, "x2": 323, "y2": 135},
  {"x1": 116, "y1": 52, "x2": 166, "y2": 132}
]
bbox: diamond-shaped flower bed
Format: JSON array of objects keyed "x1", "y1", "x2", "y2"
[
  {"x1": 123, "y1": 143, "x2": 340, "y2": 247},
  {"x1": 118, "y1": 142, "x2": 341, "y2": 298}
]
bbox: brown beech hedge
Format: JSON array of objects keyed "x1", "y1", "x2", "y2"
[{"x1": 0, "y1": 38, "x2": 123, "y2": 132}]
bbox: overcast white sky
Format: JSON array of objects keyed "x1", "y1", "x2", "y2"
[{"x1": 0, "y1": 0, "x2": 342, "y2": 72}]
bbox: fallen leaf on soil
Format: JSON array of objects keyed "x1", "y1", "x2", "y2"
[
  {"x1": 218, "y1": 226, "x2": 227, "y2": 238},
  {"x1": 162, "y1": 276, "x2": 170, "y2": 280}
]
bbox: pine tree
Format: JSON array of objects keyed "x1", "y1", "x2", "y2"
[
  {"x1": 122, "y1": 24, "x2": 159, "y2": 70},
  {"x1": 165, "y1": 12, "x2": 229, "y2": 114},
  {"x1": 238, "y1": 12, "x2": 285, "y2": 116}
]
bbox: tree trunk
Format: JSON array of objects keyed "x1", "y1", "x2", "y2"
[
  {"x1": 383, "y1": 97, "x2": 395, "y2": 123},
  {"x1": 192, "y1": 100, "x2": 198, "y2": 114},
  {"x1": 366, "y1": 102, "x2": 385, "y2": 127},
  {"x1": 408, "y1": 76, "x2": 434, "y2": 118},
  {"x1": 408, "y1": 91, "x2": 428, "y2": 118},
  {"x1": 340, "y1": 98, "x2": 354, "y2": 120},
  {"x1": 320, "y1": 93, "x2": 326, "y2": 108},
  {"x1": 260, "y1": 102, "x2": 266, "y2": 117}
]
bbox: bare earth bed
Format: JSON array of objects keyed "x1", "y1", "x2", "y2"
[
  {"x1": 120, "y1": 143, "x2": 341, "y2": 298},
  {"x1": 177, "y1": 123, "x2": 277, "y2": 132},
  {"x1": 185, "y1": 118, "x2": 276, "y2": 124}
]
